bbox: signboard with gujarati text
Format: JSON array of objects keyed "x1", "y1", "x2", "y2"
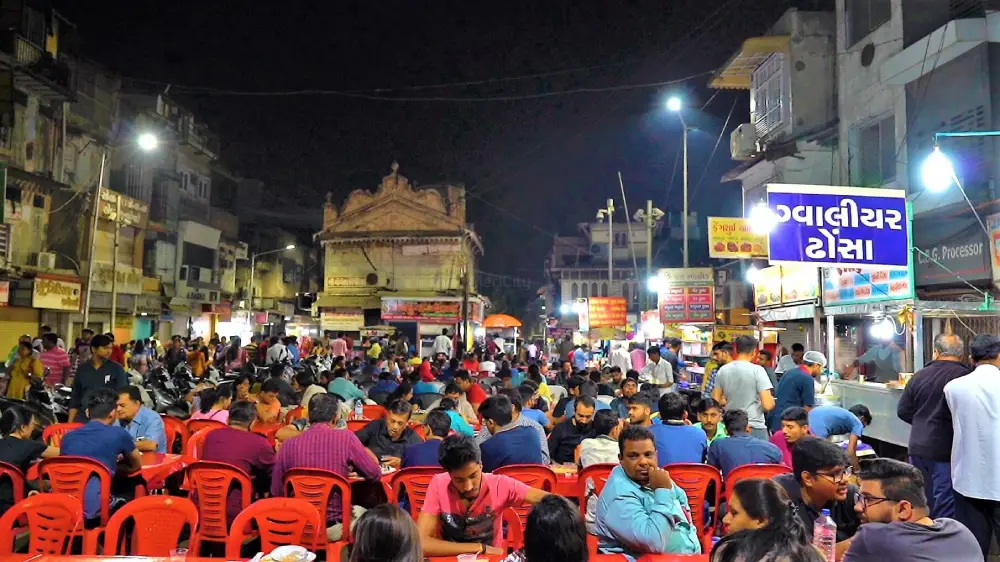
[
  {"x1": 98, "y1": 188, "x2": 149, "y2": 229},
  {"x1": 766, "y1": 184, "x2": 909, "y2": 268},
  {"x1": 707, "y1": 217, "x2": 768, "y2": 259},
  {"x1": 654, "y1": 268, "x2": 714, "y2": 324},
  {"x1": 381, "y1": 299, "x2": 480, "y2": 323},
  {"x1": 587, "y1": 296, "x2": 627, "y2": 328},
  {"x1": 822, "y1": 267, "x2": 913, "y2": 306},
  {"x1": 321, "y1": 308, "x2": 364, "y2": 332},
  {"x1": 33, "y1": 276, "x2": 81, "y2": 311},
  {"x1": 713, "y1": 325, "x2": 756, "y2": 342},
  {"x1": 91, "y1": 263, "x2": 143, "y2": 294}
]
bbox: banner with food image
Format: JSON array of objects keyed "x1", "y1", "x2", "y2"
[
  {"x1": 753, "y1": 265, "x2": 783, "y2": 307},
  {"x1": 753, "y1": 265, "x2": 819, "y2": 307},
  {"x1": 708, "y1": 217, "x2": 768, "y2": 259}
]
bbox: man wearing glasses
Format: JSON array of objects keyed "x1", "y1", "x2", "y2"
[
  {"x1": 774, "y1": 437, "x2": 861, "y2": 559},
  {"x1": 843, "y1": 458, "x2": 979, "y2": 562}
]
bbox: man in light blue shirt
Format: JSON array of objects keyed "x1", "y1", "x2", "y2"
[
  {"x1": 595, "y1": 425, "x2": 701, "y2": 560},
  {"x1": 808, "y1": 404, "x2": 871, "y2": 471},
  {"x1": 572, "y1": 345, "x2": 590, "y2": 371},
  {"x1": 327, "y1": 367, "x2": 367, "y2": 404},
  {"x1": 116, "y1": 385, "x2": 167, "y2": 453}
]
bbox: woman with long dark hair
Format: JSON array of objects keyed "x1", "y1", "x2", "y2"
[
  {"x1": 189, "y1": 382, "x2": 234, "y2": 423},
  {"x1": 224, "y1": 336, "x2": 245, "y2": 373},
  {"x1": 349, "y1": 503, "x2": 421, "y2": 562},
  {"x1": 712, "y1": 478, "x2": 824, "y2": 562},
  {"x1": 503, "y1": 494, "x2": 588, "y2": 562}
]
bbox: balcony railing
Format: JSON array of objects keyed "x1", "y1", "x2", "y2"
[{"x1": 1, "y1": 33, "x2": 73, "y2": 100}]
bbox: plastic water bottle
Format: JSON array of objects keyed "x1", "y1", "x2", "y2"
[
  {"x1": 813, "y1": 508, "x2": 837, "y2": 561},
  {"x1": 354, "y1": 400, "x2": 364, "y2": 419}
]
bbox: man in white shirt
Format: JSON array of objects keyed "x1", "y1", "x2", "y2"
[
  {"x1": 639, "y1": 346, "x2": 673, "y2": 397},
  {"x1": 432, "y1": 328, "x2": 453, "y2": 359},
  {"x1": 493, "y1": 334, "x2": 506, "y2": 354},
  {"x1": 526, "y1": 341, "x2": 539, "y2": 362},
  {"x1": 712, "y1": 335, "x2": 775, "y2": 440},
  {"x1": 265, "y1": 336, "x2": 289, "y2": 365},
  {"x1": 944, "y1": 333, "x2": 1000, "y2": 558},
  {"x1": 607, "y1": 342, "x2": 632, "y2": 372},
  {"x1": 775, "y1": 342, "x2": 804, "y2": 374},
  {"x1": 479, "y1": 357, "x2": 497, "y2": 375}
]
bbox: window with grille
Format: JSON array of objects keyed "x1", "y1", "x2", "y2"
[
  {"x1": 846, "y1": 0, "x2": 891, "y2": 46},
  {"x1": 855, "y1": 116, "x2": 896, "y2": 186},
  {"x1": 751, "y1": 54, "x2": 788, "y2": 140}
]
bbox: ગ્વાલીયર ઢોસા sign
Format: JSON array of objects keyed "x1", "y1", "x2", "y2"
[{"x1": 765, "y1": 184, "x2": 910, "y2": 269}]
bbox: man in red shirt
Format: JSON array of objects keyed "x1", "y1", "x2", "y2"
[
  {"x1": 106, "y1": 333, "x2": 126, "y2": 366},
  {"x1": 39, "y1": 333, "x2": 71, "y2": 386},
  {"x1": 770, "y1": 406, "x2": 812, "y2": 466},
  {"x1": 454, "y1": 370, "x2": 487, "y2": 411}
]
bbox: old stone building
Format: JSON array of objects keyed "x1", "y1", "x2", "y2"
[{"x1": 315, "y1": 163, "x2": 485, "y2": 356}]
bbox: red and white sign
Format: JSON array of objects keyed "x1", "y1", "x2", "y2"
[{"x1": 587, "y1": 297, "x2": 627, "y2": 328}]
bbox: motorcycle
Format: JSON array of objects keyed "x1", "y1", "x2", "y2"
[{"x1": 144, "y1": 365, "x2": 190, "y2": 418}]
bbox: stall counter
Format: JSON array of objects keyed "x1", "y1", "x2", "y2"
[{"x1": 828, "y1": 379, "x2": 911, "y2": 447}]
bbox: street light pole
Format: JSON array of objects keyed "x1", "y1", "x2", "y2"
[
  {"x1": 597, "y1": 199, "x2": 615, "y2": 294},
  {"x1": 682, "y1": 121, "x2": 689, "y2": 267},
  {"x1": 247, "y1": 244, "x2": 296, "y2": 333},
  {"x1": 81, "y1": 150, "x2": 106, "y2": 329}
]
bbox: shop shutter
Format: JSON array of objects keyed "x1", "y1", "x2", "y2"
[{"x1": 0, "y1": 307, "x2": 39, "y2": 353}]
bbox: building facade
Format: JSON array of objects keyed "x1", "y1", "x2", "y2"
[{"x1": 315, "y1": 163, "x2": 484, "y2": 357}]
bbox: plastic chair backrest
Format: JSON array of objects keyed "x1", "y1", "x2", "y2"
[
  {"x1": 284, "y1": 406, "x2": 305, "y2": 425},
  {"x1": 494, "y1": 464, "x2": 557, "y2": 548},
  {"x1": 186, "y1": 418, "x2": 227, "y2": 434},
  {"x1": 251, "y1": 422, "x2": 282, "y2": 447},
  {"x1": 724, "y1": 463, "x2": 791, "y2": 503},
  {"x1": 161, "y1": 415, "x2": 190, "y2": 454},
  {"x1": 575, "y1": 463, "x2": 616, "y2": 517},
  {"x1": 103, "y1": 495, "x2": 200, "y2": 556},
  {"x1": 390, "y1": 467, "x2": 444, "y2": 519},
  {"x1": 38, "y1": 456, "x2": 113, "y2": 525},
  {"x1": 186, "y1": 426, "x2": 224, "y2": 463},
  {"x1": 0, "y1": 461, "x2": 26, "y2": 507},
  {"x1": 225, "y1": 497, "x2": 323, "y2": 559},
  {"x1": 186, "y1": 460, "x2": 253, "y2": 543},
  {"x1": 282, "y1": 468, "x2": 352, "y2": 546},
  {"x1": 412, "y1": 392, "x2": 443, "y2": 410},
  {"x1": 42, "y1": 422, "x2": 83, "y2": 447},
  {"x1": 362, "y1": 404, "x2": 386, "y2": 419},
  {"x1": 501, "y1": 508, "x2": 523, "y2": 551},
  {"x1": 665, "y1": 463, "x2": 722, "y2": 546},
  {"x1": 346, "y1": 419, "x2": 371, "y2": 432},
  {"x1": 0, "y1": 493, "x2": 81, "y2": 555}
]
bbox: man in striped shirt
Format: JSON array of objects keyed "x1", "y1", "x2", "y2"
[
  {"x1": 271, "y1": 393, "x2": 381, "y2": 540},
  {"x1": 39, "y1": 333, "x2": 71, "y2": 386}
]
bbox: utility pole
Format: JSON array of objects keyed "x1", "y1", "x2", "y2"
[
  {"x1": 460, "y1": 261, "x2": 469, "y2": 356},
  {"x1": 646, "y1": 199, "x2": 654, "y2": 308},
  {"x1": 597, "y1": 199, "x2": 615, "y2": 293},
  {"x1": 682, "y1": 124, "x2": 689, "y2": 267},
  {"x1": 109, "y1": 194, "x2": 121, "y2": 333},
  {"x1": 82, "y1": 151, "x2": 106, "y2": 329}
]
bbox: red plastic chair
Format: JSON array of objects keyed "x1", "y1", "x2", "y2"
[
  {"x1": 501, "y1": 508, "x2": 523, "y2": 551},
  {"x1": 186, "y1": 461, "x2": 253, "y2": 548},
  {"x1": 346, "y1": 419, "x2": 372, "y2": 432},
  {"x1": 251, "y1": 422, "x2": 282, "y2": 447},
  {"x1": 359, "y1": 405, "x2": 386, "y2": 420},
  {"x1": 37, "y1": 457, "x2": 112, "y2": 553},
  {"x1": 723, "y1": 463, "x2": 791, "y2": 504},
  {"x1": 186, "y1": 426, "x2": 224, "y2": 463},
  {"x1": 0, "y1": 461, "x2": 26, "y2": 509},
  {"x1": 225, "y1": 498, "x2": 322, "y2": 559},
  {"x1": 389, "y1": 467, "x2": 444, "y2": 519},
  {"x1": 495, "y1": 465, "x2": 557, "y2": 549},
  {"x1": 284, "y1": 406, "x2": 305, "y2": 425},
  {"x1": 103, "y1": 495, "x2": 200, "y2": 556},
  {"x1": 0, "y1": 493, "x2": 82, "y2": 555},
  {"x1": 665, "y1": 463, "x2": 722, "y2": 554},
  {"x1": 42, "y1": 422, "x2": 83, "y2": 447},
  {"x1": 577, "y1": 464, "x2": 616, "y2": 556},
  {"x1": 283, "y1": 468, "x2": 353, "y2": 560},
  {"x1": 161, "y1": 415, "x2": 190, "y2": 454},
  {"x1": 187, "y1": 418, "x2": 228, "y2": 434}
]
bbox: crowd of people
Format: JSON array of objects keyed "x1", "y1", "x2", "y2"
[{"x1": 0, "y1": 324, "x2": 995, "y2": 561}]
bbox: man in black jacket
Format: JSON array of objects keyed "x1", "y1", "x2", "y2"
[
  {"x1": 897, "y1": 333, "x2": 970, "y2": 519},
  {"x1": 547, "y1": 395, "x2": 597, "y2": 463}
]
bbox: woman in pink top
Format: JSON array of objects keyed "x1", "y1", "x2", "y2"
[
  {"x1": 223, "y1": 337, "x2": 247, "y2": 373},
  {"x1": 189, "y1": 383, "x2": 233, "y2": 424}
]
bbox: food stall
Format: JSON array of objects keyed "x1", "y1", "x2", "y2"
[{"x1": 752, "y1": 264, "x2": 823, "y2": 352}]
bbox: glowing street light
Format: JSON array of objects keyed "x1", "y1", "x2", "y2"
[
  {"x1": 559, "y1": 303, "x2": 570, "y2": 315},
  {"x1": 921, "y1": 146, "x2": 956, "y2": 193},
  {"x1": 666, "y1": 96, "x2": 682, "y2": 112},
  {"x1": 137, "y1": 133, "x2": 159, "y2": 152},
  {"x1": 285, "y1": 244, "x2": 296, "y2": 250},
  {"x1": 746, "y1": 265, "x2": 761, "y2": 284},
  {"x1": 647, "y1": 275, "x2": 665, "y2": 293},
  {"x1": 749, "y1": 204, "x2": 778, "y2": 235}
]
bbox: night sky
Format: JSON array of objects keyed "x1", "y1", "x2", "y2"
[{"x1": 56, "y1": 0, "x2": 799, "y2": 290}]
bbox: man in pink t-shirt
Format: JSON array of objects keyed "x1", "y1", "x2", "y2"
[
  {"x1": 39, "y1": 333, "x2": 71, "y2": 386},
  {"x1": 329, "y1": 333, "x2": 349, "y2": 358},
  {"x1": 630, "y1": 344, "x2": 647, "y2": 371},
  {"x1": 417, "y1": 435, "x2": 548, "y2": 557},
  {"x1": 769, "y1": 406, "x2": 812, "y2": 466}
]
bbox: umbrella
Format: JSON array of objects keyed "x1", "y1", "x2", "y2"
[{"x1": 483, "y1": 314, "x2": 522, "y2": 329}]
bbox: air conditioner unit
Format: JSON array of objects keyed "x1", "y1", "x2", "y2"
[
  {"x1": 731, "y1": 124, "x2": 758, "y2": 161},
  {"x1": 590, "y1": 244, "x2": 607, "y2": 259},
  {"x1": 36, "y1": 252, "x2": 56, "y2": 270}
]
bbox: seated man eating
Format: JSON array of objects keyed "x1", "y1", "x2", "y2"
[
  {"x1": 595, "y1": 425, "x2": 700, "y2": 560},
  {"x1": 417, "y1": 435, "x2": 548, "y2": 556}
]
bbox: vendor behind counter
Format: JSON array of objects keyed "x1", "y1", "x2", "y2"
[{"x1": 841, "y1": 338, "x2": 904, "y2": 383}]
